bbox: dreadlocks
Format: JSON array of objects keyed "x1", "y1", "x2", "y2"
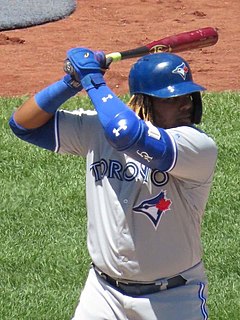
[{"x1": 127, "y1": 94, "x2": 153, "y2": 122}]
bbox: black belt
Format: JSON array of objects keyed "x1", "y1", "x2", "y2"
[{"x1": 92, "y1": 264, "x2": 187, "y2": 296}]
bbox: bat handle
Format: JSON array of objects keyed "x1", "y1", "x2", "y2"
[
  {"x1": 105, "y1": 56, "x2": 114, "y2": 67},
  {"x1": 106, "y1": 46, "x2": 148, "y2": 62},
  {"x1": 106, "y1": 52, "x2": 122, "y2": 62}
]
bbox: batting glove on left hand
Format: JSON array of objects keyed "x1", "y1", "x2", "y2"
[{"x1": 64, "y1": 47, "x2": 107, "y2": 91}]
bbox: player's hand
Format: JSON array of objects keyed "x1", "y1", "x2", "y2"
[{"x1": 64, "y1": 48, "x2": 106, "y2": 82}]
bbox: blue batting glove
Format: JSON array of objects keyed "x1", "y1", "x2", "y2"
[{"x1": 66, "y1": 48, "x2": 106, "y2": 91}]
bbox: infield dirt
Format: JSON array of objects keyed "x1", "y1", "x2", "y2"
[{"x1": 0, "y1": 0, "x2": 239, "y2": 97}]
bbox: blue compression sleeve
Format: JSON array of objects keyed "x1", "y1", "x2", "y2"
[
  {"x1": 9, "y1": 114, "x2": 57, "y2": 151},
  {"x1": 35, "y1": 75, "x2": 81, "y2": 113},
  {"x1": 86, "y1": 84, "x2": 176, "y2": 171}
]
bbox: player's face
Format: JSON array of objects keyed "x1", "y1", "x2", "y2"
[{"x1": 151, "y1": 94, "x2": 193, "y2": 129}]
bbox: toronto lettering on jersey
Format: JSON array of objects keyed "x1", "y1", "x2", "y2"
[{"x1": 90, "y1": 158, "x2": 169, "y2": 186}]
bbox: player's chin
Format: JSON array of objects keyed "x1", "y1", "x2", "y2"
[{"x1": 175, "y1": 117, "x2": 192, "y2": 127}]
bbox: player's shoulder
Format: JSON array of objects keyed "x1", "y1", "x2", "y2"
[
  {"x1": 57, "y1": 108, "x2": 102, "y2": 134},
  {"x1": 58, "y1": 108, "x2": 97, "y2": 117},
  {"x1": 58, "y1": 108, "x2": 99, "y2": 124},
  {"x1": 168, "y1": 125, "x2": 215, "y2": 140},
  {"x1": 167, "y1": 125, "x2": 217, "y2": 150}
]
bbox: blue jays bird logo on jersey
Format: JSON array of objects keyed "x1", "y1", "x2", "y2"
[
  {"x1": 172, "y1": 62, "x2": 189, "y2": 80},
  {"x1": 133, "y1": 190, "x2": 172, "y2": 229}
]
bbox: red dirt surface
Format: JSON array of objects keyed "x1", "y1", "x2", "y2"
[{"x1": 0, "y1": 0, "x2": 239, "y2": 97}]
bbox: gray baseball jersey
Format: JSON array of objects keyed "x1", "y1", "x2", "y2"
[{"x1": 55, "y1": 108, "x2": 217, "y2": 282}]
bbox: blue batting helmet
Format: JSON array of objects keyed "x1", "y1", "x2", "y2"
[
  {"x1": 129, "y1": 52, "x2": 205, "y2": 97},
  {"x1": 128, "y1": 53, "x2": 206, "y2": 124}
]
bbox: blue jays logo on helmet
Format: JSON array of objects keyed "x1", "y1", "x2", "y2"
[
  {"x1": 133, "y1": 190, "x2": 172, "y2": 229},
  {"x1": 172, "y1": 62, "x2": 189, "y2": 80}
]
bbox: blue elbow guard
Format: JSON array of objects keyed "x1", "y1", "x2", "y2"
[
  {"x1": 132, "y1": 124, "x2": 176, "y2": 171},
  {"x1": 105, "y1": 110, "x2": 176, "y2": 171},
  {"x1": 105, "y1": 110, "x2": 142, "y2": 151}
]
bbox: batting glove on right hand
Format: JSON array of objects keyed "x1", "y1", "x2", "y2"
[{"x1": 64, "y1": 47, "x2": 107, "y2": 91}]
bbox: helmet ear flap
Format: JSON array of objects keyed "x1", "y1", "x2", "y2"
[{"x1": 191, "y1": 92, "x2": 203, "y2": 124}]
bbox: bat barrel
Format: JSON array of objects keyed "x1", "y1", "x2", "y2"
[
  {"x1": 106, "y1": 27, "x2": 218, "y2": 63},
  {"x1": 147, "y1": 27, "x2": 218, "y2": 53}
]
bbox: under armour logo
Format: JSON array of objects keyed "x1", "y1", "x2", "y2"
[
  {"x1": 102, "y1": 94, "x2": 113, "y2": 103},
  {"x1": 113, "y1": 122, "x2": 127, "y2": 137},
  {"x1": 136, "y1": 150, "x2": 153, "y2": 163}
]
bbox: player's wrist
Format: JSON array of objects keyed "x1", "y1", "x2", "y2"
[
  {"x1": 35, "y1": 77, "x2": 81, "y2": 114},
  {"x1": 63, "y1": 74, "x2": 83, "y2": 90},
  {"x1": 81, "y1": 73, "x2": 106, "y2": 91}
]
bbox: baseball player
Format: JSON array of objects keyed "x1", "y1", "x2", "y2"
[{"x1": 9, "y1": 48, "x2": 217, "y2": 320}]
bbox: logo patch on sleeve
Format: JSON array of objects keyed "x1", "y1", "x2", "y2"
[
  {"x1": 133, "y1": 191, "x2": 172, "y2": 229},
  {"x1": 146, "y1": 121, "x2": 161, "y2": 140}
]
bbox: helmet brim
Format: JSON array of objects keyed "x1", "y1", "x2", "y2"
[
  {"x1": 133, "y1": 81, "x2": 206, "y2": 98},
  {"x1": 150, "y1": 81, "x2": 206, "y2": 98}
]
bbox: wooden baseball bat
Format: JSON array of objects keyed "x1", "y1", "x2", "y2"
[{"x1": 106, "y1": 27, "x2": 218, "y2": 63}]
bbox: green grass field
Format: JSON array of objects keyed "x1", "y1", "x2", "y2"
[{"x1": 0, "y1": 92, "x2": 239, "y2": 319}]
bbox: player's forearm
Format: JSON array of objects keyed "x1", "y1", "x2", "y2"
[
  {"x1": 13, "y1": 75, "x2": 81, "y2": 129},
  {"x1": 13, "y1": 96, "x2": 53, "y2": 129}
]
